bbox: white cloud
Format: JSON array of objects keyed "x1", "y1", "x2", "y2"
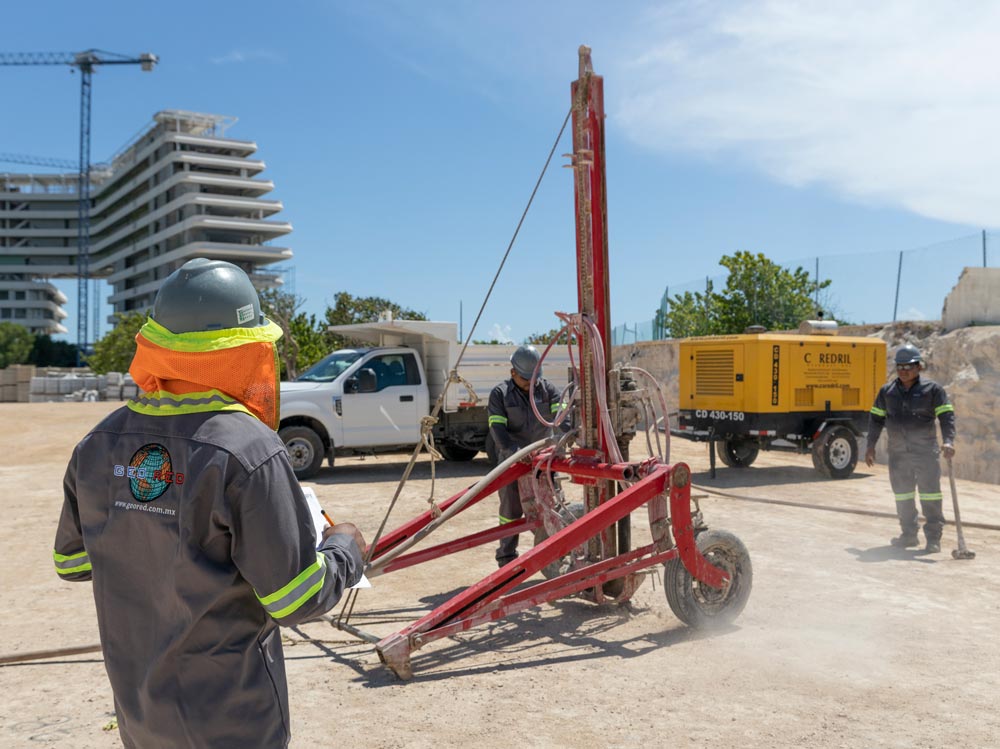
[
  {"x1": 900, "y1": 306, "x2": 928, "y2": 321},
  {"x1": 210, "y1": 50, "x2": 284, "y2": 65},
  {"x1": 614, "y1": 1, "x2": 1000, "y2": 227},
  {"x1": 487, "y1": 323, "x2": 515, "y2": 344}
]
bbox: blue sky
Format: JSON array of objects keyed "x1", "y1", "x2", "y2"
[{"x1": 2, "y1": 1, "x2": 997, "y2": 343}]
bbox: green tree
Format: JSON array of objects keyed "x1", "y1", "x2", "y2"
[
  {"x1": 322, "y1": 292, "x2": 427, "y2": 350},
  {"x1": 85, "y1": 312, "x2": 147, "y2": 374},
  {"x1": 29, "y1": 334, "x2": 78, "y2": 367},
  {"x1": 260, "y1": 289, "x2": 327, "y2": 380},
  {"x1": 0, "y1": 322, "x2": 33, "y2": 368},
  {"x1": 661, "y1": 252, "x2": 831, "y2": 337},
  {"x1": 525, "y1": 327, "x2": 574, "y2": 346}
]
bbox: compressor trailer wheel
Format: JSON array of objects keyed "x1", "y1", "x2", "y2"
[{"x1": 664, "y1": 529, "x2": 753, "y2": 628}]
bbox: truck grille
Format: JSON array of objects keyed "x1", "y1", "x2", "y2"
[{"x1": 695, "y1": 350, "x2": 734, "y2": 396}]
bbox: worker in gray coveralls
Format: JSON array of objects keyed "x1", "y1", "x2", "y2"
[
  {"x1": 53, "y1": 258, "x2": 366, "y2": 748},
  {"x1": 487, "y1": 344, "x2": 565, "y2": 567},
  {"x1": 865, "y1": 343, "x2": 956, "y2": 554}
]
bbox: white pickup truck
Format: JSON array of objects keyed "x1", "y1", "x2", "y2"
[{"x1": 278, "y1": 319, "x2": 570, "y2": 479}]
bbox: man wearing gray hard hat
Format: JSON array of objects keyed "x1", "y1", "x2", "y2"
[
  {"x1": 865, "y1": 343, "x2": 956, "y2": 553},
  {"x1": 487, "y1": 344, "x2": 566, "y2": 567},
  {"x1": 54, "y1": 258, "x2": 366, "y2": 747}
]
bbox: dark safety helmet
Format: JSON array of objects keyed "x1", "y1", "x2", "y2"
[
  {"x1": 894, "y1": 343, "x2": 922, "y2": 366},
  {"x1": 510, "y1": 344, "x2": 542, "y2": 380},
  {"x1": 151, "y1": 258, "x2": 266, "y2": 333}
]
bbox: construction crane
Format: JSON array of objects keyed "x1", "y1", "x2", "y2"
[{"x1": 0, "y1": 50, "x2": 157, "y2": 361}]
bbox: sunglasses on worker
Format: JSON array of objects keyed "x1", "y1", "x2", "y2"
[{"x1": 896, "y1": 363, "x2": 917, "y2": 371}]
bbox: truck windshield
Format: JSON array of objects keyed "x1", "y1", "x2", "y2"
[{"x1": 296, "y1": 351, "x2": 363, "y2": 382}]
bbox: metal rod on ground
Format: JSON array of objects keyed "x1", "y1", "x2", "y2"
[
  {"x1": 0, "y1": 644, "x2": 102, "y2": 665},
  {"x1": 947, "y1": 457, "x2": 976, "y2": 560}
]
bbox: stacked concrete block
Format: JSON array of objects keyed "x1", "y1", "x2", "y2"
[{"x1": 0, "y1": 365, "x2": 35, "y2": 402}]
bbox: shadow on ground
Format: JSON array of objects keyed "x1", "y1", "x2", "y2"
[
  {"x1": 308, "y1": 455, "x2": 493, "y2": 486},
  {"x1": 845, "y1": 545, "x2": 937, "y2": 564}
]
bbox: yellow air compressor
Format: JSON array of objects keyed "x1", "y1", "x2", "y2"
[{"x1": 673, "y1": 321, "x2": 887, "y2": 479}]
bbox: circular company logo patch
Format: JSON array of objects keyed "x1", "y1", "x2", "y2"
[{"x1": 128, "y1": 443, "x2": 173, "y2": 502}]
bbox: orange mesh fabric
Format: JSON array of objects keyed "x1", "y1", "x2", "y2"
[{"x1": 130, "y1": 323, "x2": 281, "y2": 430}]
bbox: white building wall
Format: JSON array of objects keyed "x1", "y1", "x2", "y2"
[{"x1": 942, "y1": 267, "x2": 1000, "y2": 331}]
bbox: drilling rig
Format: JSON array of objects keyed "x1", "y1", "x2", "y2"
[{"x1": 333, "y1": 47, "x2": 753, "y2": 680}]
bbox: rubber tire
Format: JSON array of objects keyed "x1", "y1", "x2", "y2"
[
  {"x1": 664, "y1": 529, "x2": 753, "y2": 629},
  {"x1": 811, "y1": 425, "x2": 858, "y2": 479},
  {"x1": 279, "y1": 426, "x2": 326, "y2": 480},
  {"x1": 716, "y1": 438, "x2": 759, "y2": 468},
  {"x1": 533, "y1": 501, "x2": 585, "y2": 579},
  {"x1": 438, "y1": 443, "x2": 479, "y2": 462}
]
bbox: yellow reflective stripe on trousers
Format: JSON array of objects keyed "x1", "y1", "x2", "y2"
[
  {"x1": 498, "y1": 515, "x2": 517, "y2": 525},
  {"x1": 256, "y1": 552, "x2": 326, "y2": 620},
  {"x1": 920, "y1": 492, "x2": 943, "y2": 501},
  {"x1": 126, "y1": 389, "x2": 255, "y2": 419},
  {"x1": 894, "y1": 492, "x2": 915, "y2": 501},
  {"x1": 53, "y1": 549, "x2": 92, "y2": 575},
  {"x1": 934, "y1": 404, "x2": 954, "y2": 416},
  {"x1": 488, "y1": 415, "x2": 508, "y2": 426},
  {"x1": 870, "y1": 406, "x2": 887, "y2": 417}
]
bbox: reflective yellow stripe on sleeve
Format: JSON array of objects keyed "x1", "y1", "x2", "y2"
[
  {"x1": 935, "y1": 404, "x2": 955, "y2": 416},
  {"x1": 53, "y1": 549, "x2": 92, "y2": 575},
  {"x1": 256, "y1": 552, "x2": 326, "y2": 620},
  {"x1": 488, "y1": 415, "x2": 508, "y2": 426},
  {"x1": 870, "y1": 406, "x2": 887, "y2": 417}
]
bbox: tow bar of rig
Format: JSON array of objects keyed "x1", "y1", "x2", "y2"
[{"x1": 332, "y1": 47, "x2": 752, "y2": 680}]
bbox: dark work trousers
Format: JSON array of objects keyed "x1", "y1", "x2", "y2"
[
  {"x1": 888, "y1": 450, "x2": 945, "y2": 541},
  {"x1": 496, "y1": 480, "x2": 523, "y2": 566}
]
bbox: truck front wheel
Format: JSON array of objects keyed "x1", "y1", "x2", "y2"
[
  {"x1": 280, "y1": 426, "x2": 326, "y2": 480},
  {"x1": 811, "y1": 425, "x2": 858, "y2": 479},
  {"x1": 716, "y1": 438, "x2": 759, "y2": 468}
]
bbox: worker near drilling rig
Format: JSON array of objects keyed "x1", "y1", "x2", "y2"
[
  {"x1": 865, "y1": 343, "x2": 956, "y2": 554},
  {"x1": 53, "y1": 258, "x2": 366, "y2": 748},
  {"x1": 487, "y1": 344, "x2": 567, "y2": 567}
]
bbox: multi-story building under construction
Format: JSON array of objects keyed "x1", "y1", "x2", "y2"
[{"x1": 0, "y1": 110, "x2": 292, "y2": 337}]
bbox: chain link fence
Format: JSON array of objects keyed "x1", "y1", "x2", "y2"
[{"x1": 612, "y1": 231, "x2": 997, "y2": 345}]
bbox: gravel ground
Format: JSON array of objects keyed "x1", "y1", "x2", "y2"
[{"x1": 2, "y1": 402, "x2": 999, "y2": 748}]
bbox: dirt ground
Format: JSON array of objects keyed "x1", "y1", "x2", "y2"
[{"x1": 2, "y1": 402, "x2": 999, "y2": 749}]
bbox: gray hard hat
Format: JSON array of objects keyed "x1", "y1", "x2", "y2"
[
  {"x1": 151, "y1": 258, "x2": 265, "y2": 333},
  {"x1": 894, "y1": 343, "x2": 922, "y2": 365},
  {"x1": 510, "y1": 344, "x2": 541, "y2": 380}
]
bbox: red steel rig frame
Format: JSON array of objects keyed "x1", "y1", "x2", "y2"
[{"x1": 334, "y1": 47, "x2": 752, "y2": 680}]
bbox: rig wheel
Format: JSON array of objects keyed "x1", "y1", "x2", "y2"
[
  {"x1": 716, "y1": 438, "x2": 759, "y2": 468},
  {"x1": 664, "y1": 529, "x2": 752, "y2": 628},
  {"x1": 811, "y1": 425, "x2": 858, "y2": 479}
]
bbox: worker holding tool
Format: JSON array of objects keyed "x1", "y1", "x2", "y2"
[
  {"x1": 865, "y1": 343, "x2": 956, "y2": 553},
  {"x1": 488, "y1": 344, "x2": 566, "y2": 567},
  {"x1": 53, "y1": 258, "x2": 366, "y2": 748}
]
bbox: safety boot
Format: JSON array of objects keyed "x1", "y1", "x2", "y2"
[
  {"x1": 925, "y1": 540, "x2": 941, "y2": 553},
  {"x1": 890, "y1": 533, "x2": 920, "y2": 548}
]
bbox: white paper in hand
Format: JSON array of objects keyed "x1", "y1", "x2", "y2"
[{"x1": 300, "y1": 486, "x2": 371, "y2": 590}]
